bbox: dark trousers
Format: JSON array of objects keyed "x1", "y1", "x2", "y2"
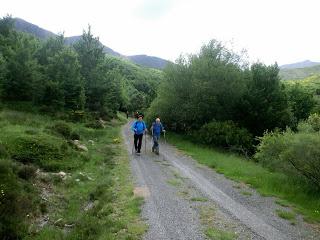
[{"x1": 134, "y1": 134, "x2": 143, "y2": 152}]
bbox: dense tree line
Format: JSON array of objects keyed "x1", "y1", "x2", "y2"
[
  {"x1": 0, "y1": 16, "x2": 162, "y2": 118},
  {"x1": 147, "y1": 40, "x2": 316, "y2": 153}
]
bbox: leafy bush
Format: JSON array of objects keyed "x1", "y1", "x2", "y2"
[
  {"x1": 7, "y1": 135, "x2": 64, "y2": 171},
  {"x1": 0, "y1": 159, "x2": 38, "y2": 239},
  {"x1": 307, "y1": 113, "x2": 320, "y2": 132},
  {"x1": 195, "y1": 121, "x2": 254, "y2": 155},
  {"x1": 255, "y1": 128, "x2": 320, "y2": 189},
  {"x1": 85, "y1": 120, "x2": 104, "y2": 129},
  {"x1": 51, "y1": 121, "x2": 72, "y2": 139},
  {"x1": 0, "y1": 144, "x2": 9, "y2": 158},
  {"x1": 70, "y1": 131, "x2": 81, "y2": 140},
  {"x1": 17, "y1": 164, "x2": 37, "y2": 180}
]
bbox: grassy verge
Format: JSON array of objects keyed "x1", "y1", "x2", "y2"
[
  {"x1": 0, "y1": 110, "x2": 145, "y2": 239},
  {"x1": 167, "y1": 133, "x2": 320, "y2": 223}
]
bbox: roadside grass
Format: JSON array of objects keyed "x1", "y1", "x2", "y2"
[
  {"x1": 199, "y1": 205, "x2": 236, "y2": 240},
  {"x1": 190, "y1": 197, "x2": 208, "y2": 202},
  {"x1": 167, "y1": 133, "x2": 320, "y2": 223},
  {"x1": 240, "y1": 191, "x2": 253, "y2": 196},
  {"x1": 0, "y1": 110, "x2": 145, "y2": 239},
  {"x1": 205, "y1": 228, "x2": 236, "y2": 240},
  {"x1": 167, "y1": 178, "x2": 182, "y2": 187},
  {"x1": 276, "y1": 209, "x2": 296, "y2": 225}
]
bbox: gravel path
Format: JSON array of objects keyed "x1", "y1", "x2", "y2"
[{"x1": 122, "y1": 122, "x2": 319, "y2": 240}]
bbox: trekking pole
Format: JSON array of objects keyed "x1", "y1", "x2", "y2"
[
  {"x1": 164, "y1": 131, "x2": 166, "y2": 144},
  {"x1": 144, "y1": 131, "x2": 147, "y2": 154},
  {"x1": 131, "y1": 134, "x2": 135, "y2": 155}
]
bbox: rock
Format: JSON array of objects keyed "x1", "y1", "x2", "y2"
[
  {"x1": 72, "y1": 140, "x2": 88, "y2": 152},
  {"x1": 77, "y1": 144, "x2": 88, "y2": 152},
  {"x1": 58, "y1": 171, "x2": 66, "y2": 178}
]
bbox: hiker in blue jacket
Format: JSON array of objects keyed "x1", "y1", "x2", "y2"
[
  {"x1": 150, "y1": 117, "x2": 165, "y2": 155},
  {"x1": 131, "y1": 114, "x2": 147, "y2": 154}
]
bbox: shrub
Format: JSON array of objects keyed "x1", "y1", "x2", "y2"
[
  {"x1": 17, "y1": 164, "x2": 37, "y2": 180},
  {"x1": 51, "y1": 121, "x2": 72, "y2": 139},
  {"x1": 196, "y1": 121, "x2": 254, "y2": 155},
  {"x1": 255, "y1": 129, "x2": 320, "y2": 188},
  {"x1": 70, "y1": 131, "x2": 81, "y2": 140},
  {"x1": 8, "y1": 135, "x2": 64, "y2": 170},
  {"x1": 307, "y1": 113, "x2": 320, "y2": 132},
  {"x1": 280, "y1": 132, "x2": 320, "y2": 188},
  {"x1": 254, "y1": 130, "x2": 292, "y2": 170},
  {"x1": 0, "y1": 144, "x2": 9, "y2": 158},
  {"x1": 0, "y1": 159, "x2": 38, "y2": 239},
  {"x1": 85, "y1": 120, "x2": 104, "y2": 129}
]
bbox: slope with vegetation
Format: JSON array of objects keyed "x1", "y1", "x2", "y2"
[
  {"x1": 0, "y1": 109, "x2": 145, "y2": 239},
  {"x1": 0, "y1": 16, "x2": 162, "y2": 118},
  {"x1": 0, "y1": 15, "x2": 152, "y2": 239},
  {"x1": 279, "y1": 64, "x2": 320, "y2": 80},
  {"x1": 13, "y1": 17, "x2": 169, "y2": 70}
]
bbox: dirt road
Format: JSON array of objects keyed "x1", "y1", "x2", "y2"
[{"x1": 122, "y1": 122, "x2": 318, "y2": 240}]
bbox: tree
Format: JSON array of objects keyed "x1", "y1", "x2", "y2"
[
  {"x1": 147, "y1": 40, "x2": 248, "y2": 132},
  {"x1": 0, "y1": 54, "x2": 7, "y2": 99},
  {"x1": 236, "y1": 63, "x2": 292, "y2": 136},
  {"x1": 1, "y1": 33, "x2": 40, "y2": 101},
  {"x1": 287, "y1": 84, "x2": 315, "y2": 123},
  {"x1": 42, "y1": 48, "x2": 85, "y2": 111},
  {"x1": 73, "y1": 26, "x2": 108, "y2": 114}
]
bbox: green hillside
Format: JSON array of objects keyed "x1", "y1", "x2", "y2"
[
  {"x1": 280, "y1": 64, "x2": 320, "y2": 80},
  {"x1": 284, "y1": 75, "x2": 320, "y2": 109}
]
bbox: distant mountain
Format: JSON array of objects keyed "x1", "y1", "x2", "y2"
[
  {"x1": 280, "y1": 60, "x2": 320, "y2": 69},
  {"x1": 128, "y1": 55, "x2": 169, "y2": 69},
  {"x1": 12, "y1": 17, "x2": 169, "y2": 69},
  {"x1": 280, "y1": 64, "x2": 320, "y2": 80},
  {"x1": 14, "y1": 18, "x2": 56, "y2": 39}
]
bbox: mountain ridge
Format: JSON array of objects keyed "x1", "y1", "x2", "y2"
[
  {"x1": 13, "y1": 17, "x2": 169, "y2": 69},
  {"x1": 280, "y1": 60, "x2": 320, "y2": 69}
]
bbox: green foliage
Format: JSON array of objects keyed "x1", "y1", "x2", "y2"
[
  {"x1": 0, "y1": 54, "x2": 7, "y2": 98},
  {"x1": 147, "y1": 40, "x2": 247, "y2": 132},
  {"x1": 51, "y1": 121, "x2": 72, "y2": 139},
  {"x1": 283, "y1": 75, "x2": 320, "y2": 113},
  {"x1": 0, "y1": 16, "x2": 161, "y2": 119},
  {"x1": 0, "y1": 159, "x2": 38, "y2": 239},
  {"x1": 17, "y1": 164, "x2": 37, "y2": 180},
  {"x1": 236, "y1": 63, "x2": 292, "y2": 136},
  {"x1": 280, "y1": 64, "x2": 320, "y2": 80},
  {"x1": 42, "y1": 47, "x2": 85, "y2": 111},
  {"x1": 306, "y1": 113, "x2": 320, "y2": 131},
  {"x1": 255, "y1": 121, "x2": 320, "y2": 188},
  {"x1": 195, "y1": 121, "x2": 253, "y2": 154},
  {"x1": 286, "y1": 84, "x2": 315, "y2": 123},
  {"x1": 8, "y1": 135, "x2": 64, "y2": 169}
]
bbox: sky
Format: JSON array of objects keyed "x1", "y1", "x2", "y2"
[{"x1": 1, "y1": 0, "x2": 320, "y2": 65}]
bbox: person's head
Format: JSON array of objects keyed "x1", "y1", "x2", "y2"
[
  {"x1": 138, "y1": 115, "x2": 143, "y2": 121},
  {"x1": 156, "y1": 118, "x2": 160, "y2": 123}
]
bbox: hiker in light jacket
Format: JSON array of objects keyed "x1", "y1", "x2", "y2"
[{"x1": 150, "y1": 117, "x2": 165, "y2": 154}]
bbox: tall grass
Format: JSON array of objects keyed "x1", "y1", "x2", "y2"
[{"x1": 167, "y1": 133, "x2": 320, "y2": 222}]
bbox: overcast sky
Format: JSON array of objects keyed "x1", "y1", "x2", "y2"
[{"x1": 1, "y1": 0, "x2": 319, "y2": 65}]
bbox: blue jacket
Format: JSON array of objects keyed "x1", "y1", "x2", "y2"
[
  {"x1": 152, "y1": 122, "x2": 163, "y2": 136},
  {"x1": 131, "y1": 121, "x2": 147, "y2": 135}
]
